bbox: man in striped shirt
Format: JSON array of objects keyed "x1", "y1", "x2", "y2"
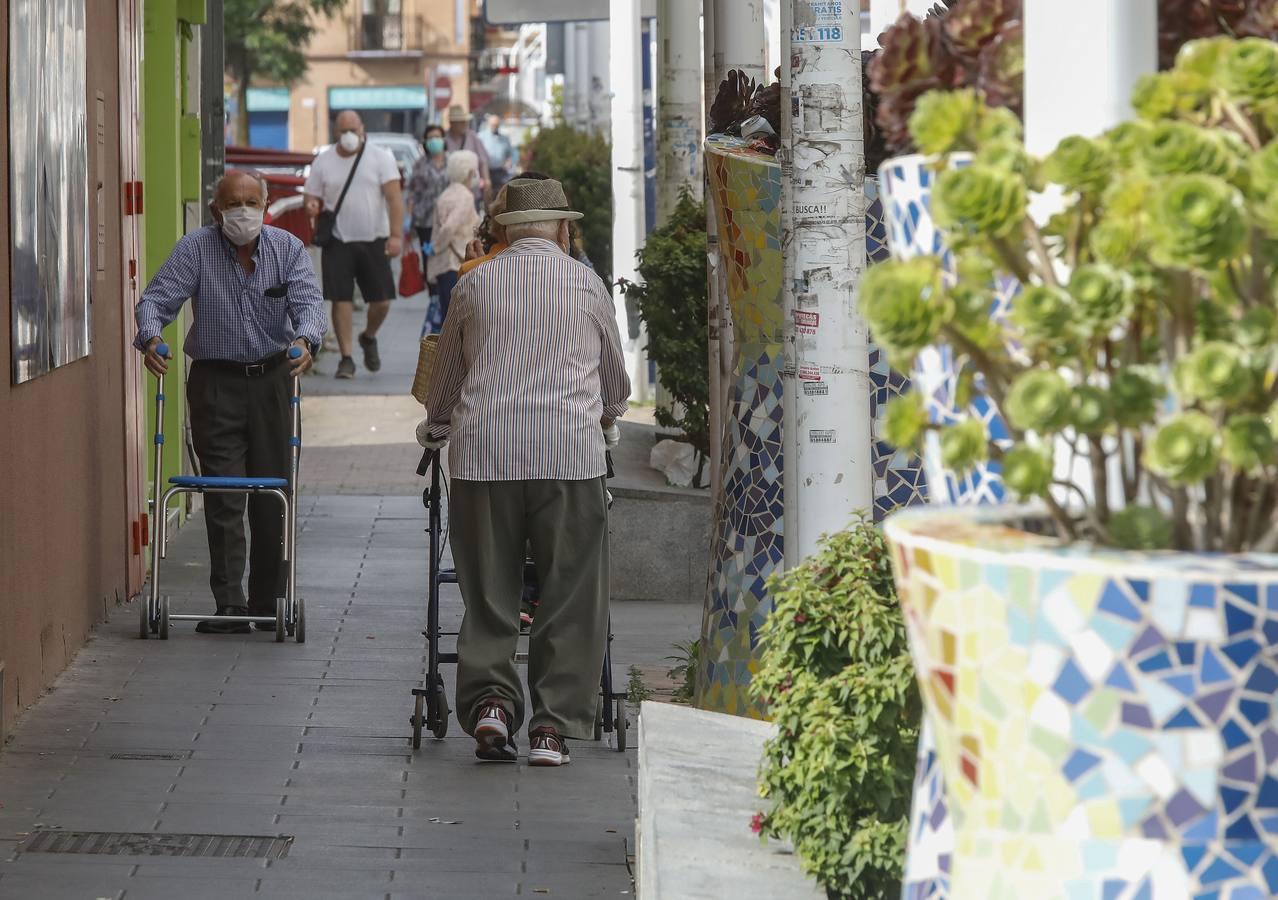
[{"x1": 423, "y1": 179, "x2": 630, "y2": 766}]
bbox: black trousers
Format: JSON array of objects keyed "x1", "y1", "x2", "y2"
[{"x1": 187, "y1": 360, "x2": 290, "y2": 613}]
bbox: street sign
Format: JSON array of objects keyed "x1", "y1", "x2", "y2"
[
  {"x1": 485, "y1": 0, "x2": 656, "y2": 24},
  {"x1": 433, "y1": 76, "x2": 452, "y2": 109}
]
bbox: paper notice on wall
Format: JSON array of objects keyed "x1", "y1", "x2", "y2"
[
  {"x1": 794, "y1": 310, "x2": 819, "y2": 335},
  {"x1": 802, "y1": 381, "x2": 829, "y2": 396},
  {"x1": 808, "y1": 429, "x2": 837, "y2": 444},
  {"x1": 798, "y1": 364, "x2": 822, "y2": 381}
]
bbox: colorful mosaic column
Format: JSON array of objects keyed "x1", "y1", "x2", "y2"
[{"x1": 696, "y1": 141, "x2": 928, "y2": 716}]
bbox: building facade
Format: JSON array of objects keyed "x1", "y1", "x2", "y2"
[
  {"x1": 284, "y1": 0, "x2": 477, "y2": 152},
  {"x1": 0, "y1": 0, "x2": 207, "y2": 738}
]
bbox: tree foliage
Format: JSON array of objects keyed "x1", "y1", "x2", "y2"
[
  {"x1": 622, "y1": 190, "x2": 710, "y2": 453},
  {"x1": 523, "y1": 125, "x2": 614, "y2": 285},
  {"x1": 224, "y1": 0, "x2": 343, "y2": 145}
]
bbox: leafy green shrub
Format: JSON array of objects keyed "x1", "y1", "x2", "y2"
[
  {"x1": 622, "y1": 190, "x2": 710, "y2": 453},
  {"x1": 751, "y1": 521, "x2": 920, "y2": 900},
  {"x1": 524, "y1": 124, "x2": 613, "y2": 285}
]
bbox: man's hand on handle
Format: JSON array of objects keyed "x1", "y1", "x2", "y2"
[
  {"x1": 143, "y1": 336, "x2": 170, "y2": 376},
  {"x1": 288, "y1": 339, "x2": 314, "y2": 376},
  {"x1": 602, "y1": 419, "x2": 621, "y2": 448}
]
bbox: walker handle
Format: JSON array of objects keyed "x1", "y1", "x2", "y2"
[
  {"x1": 156, "y1": 343, "x2": 170, "y2": 359},
  {"x1": 288, "y1": 346, "x2": 303, "y2": 359}
]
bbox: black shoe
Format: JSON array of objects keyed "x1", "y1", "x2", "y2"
[
  {"x1": 358, "y1": 333, "x2": 381, "y2": 372},
  {"x1": 195, "y1": 607, "x2": 252, "y2": 635},
  {"x1": 335, "y1": 356, "x2": 356, "y2": 379}
]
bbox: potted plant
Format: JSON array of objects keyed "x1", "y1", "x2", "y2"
[{"x1": 863, "y1": 36, "x2": 1278, "y2": 896}]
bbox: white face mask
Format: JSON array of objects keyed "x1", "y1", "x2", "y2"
[
  {"x1": 220, "y1": 207, "x2": 264, "y2": 246},
  {"x1": 339, "y1": 131, "x2": 361, "y2": 152}
]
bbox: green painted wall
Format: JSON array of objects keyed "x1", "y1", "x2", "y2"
[{"x1": 142, "y1": 1, "x2": 205, "y2": 506}]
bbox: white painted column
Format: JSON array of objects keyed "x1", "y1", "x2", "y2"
[
  {"x1": 656, "y1": 0, "x2": 703, "y2": 224},
  {"x1": 780, "y1": 0, "x2": 874, "y2": 565},
  {"x1": 713, "y1": 0, "x2": 766, "y2": 85},
  {"x1": 868, "y1": 0, "x2": 935, "y2": 46},
  {"x1": 764, "y1": 0, "x2": 782, "y2": 81},
  {"x1": 562, "y1": 24, "x2": 579, "y2": 125},
  {"x1": 1024, "y1": 0, "x2": 1157, "y2": 154},
  {"x1": 574, "y1": 23, "x2": 593, "y2": 132},
  {"x1": 611, "y1": 0, "x2": 647, "y2": 395},
  {"x1": 590, "y1": 21, "x2": 613, "y2": 136},
  {"x1": 704, "y1": 1, "x2": 724, "y2": 499}
]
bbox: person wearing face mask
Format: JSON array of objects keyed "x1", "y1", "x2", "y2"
[
  {"x1": 303, "y1": 109, "x2": 404, "y2": 379},
  {"x1": 134, "y1": 170, "x2": 327, "y2": 634},
  {"x1": 445, "y1": 105, "x2": 491, "y2": 204},
  {"x1": 406, "y1": 124, "x2": 450, "y2": 274},
  {"x1": 420, "y1": 178, "x2": 630, "y2": 766},
  {"x1": 426, "y1": 150, "x2": 483, "y2": 328}
]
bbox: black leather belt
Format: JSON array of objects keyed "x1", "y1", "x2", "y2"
[{"x1": 193, "y1": 351, "x2": 289, "y2": 377}]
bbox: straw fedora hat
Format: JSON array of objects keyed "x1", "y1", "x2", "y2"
[{"x1": 494, "y1": 179, "x2": 584, "y2": 226}]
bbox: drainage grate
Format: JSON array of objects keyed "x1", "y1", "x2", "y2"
[
  {"x1": 109, "y1": 752, "x2": 190, "y2": 761},
  {"x1": 19, "y1": 831, "x2": 292, "y2": 859}
]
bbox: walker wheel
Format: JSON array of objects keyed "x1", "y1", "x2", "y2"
[
  {"x1": 295, "y1": 598, "x2": 306, "y2": 644},
  {"x1": 275, "y1": 597, "x2": 286, "y2": 643},
  {"x1": 615, "y1": 697, "x2": 627, "y2": 752},
  {"x1": 139, "y1": 597, "x2": 150, "y2": 640},
  {"x1": 158, "y1": 597, "x2": 170, "y2": 641},
  {"x1": 411, "y1": 692, "x2": 425, "y2": 750},
  {"x1": 430, "y1": 679, "x2": 450, "y2": 740}
]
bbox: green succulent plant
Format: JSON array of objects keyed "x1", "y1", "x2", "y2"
[
  {"x1": 864, "y1": 36, "x2": 1278, "y2": 553},
  {"x1": 1146, "y1": 412, "x2": 1221, "y2": 485},
  {"x1": 1043, "y1": 136, "x2": 1113, "y2": 194},
  {"x1": 933, "y1": 165, "x2": 1027, "y2": 237},
  {"x1": 1148, "y1": 175, "x2": 1247, "y2": 270},
  {"x1": 1222, "y1": 414, "x2": 1276, "y2": 471},
  {"x1": 940, "y1": 419, "x2": 988, "y2": 473},
  {"x1": 1004, "y1": 370, "x2": 1072, "y2": 433},
  {"x1": 884, "y1": 394, "x2": 930, "y2": 453},
  {"x1": 861, "y1": 258, "x2": 948, "y2": 362},
  {"x1": 1002, "y1": 445, "x2": 1053, "y2": 498},
  {"x1": 1108, "y1": 506, "x2": 1174, "y2": 551},
  {"x1": 1220, "y1": 37, "x2": 1278, "y2": 102}
]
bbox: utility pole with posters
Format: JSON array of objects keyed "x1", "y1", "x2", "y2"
[{"x1": 779, "y1": 0, "x2": 874, "y2": 566}]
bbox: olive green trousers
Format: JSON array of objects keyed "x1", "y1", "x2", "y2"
[{"x1": 450, "y1": 477, "x2": 610, "y2": 740}]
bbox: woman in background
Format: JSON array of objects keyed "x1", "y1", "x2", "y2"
[
  {"x1": 406, "y1": 124, "x2": 449, "y2": 276},
  {"x1": 425, "y1": 150, "x2": 481, "y2": 331}
]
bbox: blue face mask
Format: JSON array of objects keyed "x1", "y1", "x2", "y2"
[{"x1": 425, "y1": 137, "x2": 445, "y2": 155}]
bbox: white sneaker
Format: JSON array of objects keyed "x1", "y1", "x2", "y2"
[{"x1": 528, "y1": 728, "x2": 571, "y2": 767}]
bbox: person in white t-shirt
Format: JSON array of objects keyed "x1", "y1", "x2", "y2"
[{"x1": 303, "y1": 110, "x2": 405, "y2": 379}]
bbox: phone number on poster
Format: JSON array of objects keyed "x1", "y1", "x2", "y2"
[{"x1": 792, "y1": 25, "x2": 844, "y2": 44}]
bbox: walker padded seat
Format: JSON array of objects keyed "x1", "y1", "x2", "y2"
[{"x1": 168, "y1": 475, "x2": 289, "y2": 490}]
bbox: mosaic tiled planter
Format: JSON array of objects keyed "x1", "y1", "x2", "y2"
[
  {"x1": 879, "y1": 153, "x2": 1013, "y2": 508},
  {"x1": 887, "y1": 505, "x2": 1278, "y2": 898}
]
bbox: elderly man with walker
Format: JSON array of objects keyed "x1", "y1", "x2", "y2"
[
  {"x1": 422, "y1": 179, "x2": 630, "y2": 765},
  {"x1": 135, "y1": 170, "x2": 326, "y2": 636}
]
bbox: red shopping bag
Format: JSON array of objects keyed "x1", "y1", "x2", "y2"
[{"x1": 398, "y1": 233, "x2": 426, "y2": 297}]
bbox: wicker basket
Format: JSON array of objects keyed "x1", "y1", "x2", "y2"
[{"x1": 411, "y1": 335, "x2": 439, "y2": 405}]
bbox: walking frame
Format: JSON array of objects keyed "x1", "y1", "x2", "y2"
[
  {"x1": 408, "y1": 448, "x2": 627, "y2": 751},
  {"x1": 140, "y1": 344, "x2": 306, "y2": 643}
]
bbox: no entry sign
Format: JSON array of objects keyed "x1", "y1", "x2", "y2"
[{"x1": 433, "y1": 76, "x2": 452, "y2": 109}]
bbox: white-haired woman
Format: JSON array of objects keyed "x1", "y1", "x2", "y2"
[{"x1": 426, "y1": 149, "x2": 482, "y2": 329}]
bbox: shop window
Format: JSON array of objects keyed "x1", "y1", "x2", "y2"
[{"x1": 9, "y1": 0, "x2": 90, "y2": 384}]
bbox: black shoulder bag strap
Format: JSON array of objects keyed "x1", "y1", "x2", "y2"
[{"x1": 331, "y1": 140, "x2": 367, "y2": 220}]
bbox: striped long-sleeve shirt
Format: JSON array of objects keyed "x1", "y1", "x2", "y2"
[
  {"x1": 425, "y1": 238, "x2": 631, "y2": 481},
  {"x1": 134, "y1": 224, "x2": 327, "y2": 362}
]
